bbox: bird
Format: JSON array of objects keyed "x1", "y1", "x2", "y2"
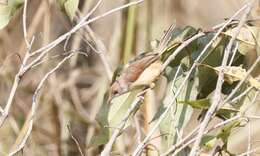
[{"x1": 110, "y1": 24, "x2": 175, "y2": 99}]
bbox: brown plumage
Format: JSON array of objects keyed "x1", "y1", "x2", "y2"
[
  {"x1": 110, "y1": 24, "x2": 175, "y2": 99},
  {"x1": 110, "y1": 53, "x2": 159, "y2": 96}
]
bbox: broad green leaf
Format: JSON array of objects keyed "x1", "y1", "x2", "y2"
[
  {"x1": 90, "y1": 92, "x2": 110, "y2": 146},
  {"x1": 90, "y1": 126, "x2": 109, "y2": 146},
  {"x1": 0, "y1": 5, "x2": 11, "y2": 29},
  {"x1": 108, "y1": 89, "x2": 140, "y2": 127},
  {"x1": 57, "y1": 0, "x2": 66, "y2": 10},
  {"x1": 0, "y1": 0, "x2": 23, "y2": 29},
  {"x1": 157, "y1": 66, "x2": 197, "y2": 152},
  {"x1": 8, "y1": 0, "x2": 23, "y2": 11},
  {"x1": 196, "y1": 38, "x2": 224, "y2": 98},
  {"x1": 57, "y1": 0, "x2": 79, "y2": 20},
  {"x1": 64, "y1": 0, "x2": 79, "y2": 20},
  {"x1": 217, "y1": 120, "x2": 242, "y2": 142},
  {"x1": 179, "y1": 98, "x2": 239, "y2": 119},
  {"x1": 179, "y1": 98, "x2": 210, "y2": 109},
  {"x1": 91, "y1": 89, "x2": 141, "y2": 146},
  {"x1": 168, "y1": 26, "x2": 198, "y2": 48},
  {"x1": 161, "y1": 26, "x2": 198, "y2": 67},
  {"x1": 201, "y1": 135, "x2": 217, "y2": 150}
]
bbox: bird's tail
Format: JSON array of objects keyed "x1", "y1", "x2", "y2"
[{"x1": 156, "y1": 23, "x2": 176, "y2": 55}]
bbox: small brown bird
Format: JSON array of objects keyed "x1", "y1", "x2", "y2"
[{"x1": 110, "y1": 24, "x2": 175, "y2": 99}]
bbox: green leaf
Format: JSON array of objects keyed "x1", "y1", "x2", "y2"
[
  {"x1": 90, "y1": 92, "x2": 110, "y2": 146},
  {"x1": 217, "y1": 120, "x2": 241, "y2": 142},
  {"x1": 57, "y1": 0, "x2": 66, "y2": 10},
  {"x1": 91, "y1": 89, "x2": 141, "y2": 146},
  {"x1": 108, "y1": 89, "x2": 140, "y2": 128},
  {"x1": 0, "y1": 5, "x2": 12, "y2": 29},
  {"x1": 201, "y1": 135, "x2": 217, "y2": 149},
  {"x1": 0, "y1": 0, "x2": 24, "y2": 29},
  {"x1": 157, "y1": 66, "x2": 197, "y2": 152},
  {"x1": 196, "y1": 38, "x2": 225, "y2": 98},
  {"x1": 179, "y1": 98, "x2": 239, "y2": 120},
  {"x1": 57, "y1": 0, "x2": 79, "y2": 20},
  {"x1": 64, "y1": 0, "x2": 79, "y2": 20},
  {"x1": 90, "y1": 127, "x2": 109, "y2": 146},
  {"x1": 161, "y1": 26, "x2": 198, "y2": 67},
  {"x1": 8, "y1": 0, "x2": 23, "y2": 10},
  {"x1": 179, "y1": 98, "x2": 210, "y2": 109}
]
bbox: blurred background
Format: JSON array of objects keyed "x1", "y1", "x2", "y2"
[{"x1": 0, "y1": 0, "x2": 259, "y2": 155}]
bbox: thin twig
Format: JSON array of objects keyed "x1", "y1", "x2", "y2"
[
  {"x1": 23, "y1": 0, "x2": 30, "y2": 47},
  {"x1": 247, "y1": 121, "x2": 251, "y2": 156},
  {"x1": 230, "y1": 86, "x2": 254, "y2": 103},
  {"x1": 28, "y1": 0, "x2": 143, "y2": 61},
  {"x1": 0, "y1": 106, "x2": 3, "y2": 114},
  {"x1": 161, "y1": 32, "x2": 205, "y2": 71},
  {"x1": 83, "y1": 25, "x2": 113, "y2": 80},
  {"x1": 237, "y1": 146, "x2": 260, "y2": 156},
  {"x1": 100, "y1": 93, "x2": 145, "y2": 156},
  {"x1": 161, "y1": 126, "x2": 200, "y2": 156},
  {"x1": 228, "y1": 41, "x2": 239, "y2": 66},
  {"x1": 242, "y1": 90, "x2": 259, "y2": 115},
  {"x1": 67, "y1": 125, "x2": 85, "y2": 156}
]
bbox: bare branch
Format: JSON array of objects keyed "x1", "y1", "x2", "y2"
[
  {"x1": 237, "y1": 146, "x2": 260, "y2": 156},
  {"x1": 8, "y1": 52, "x2": 84, "y2": 155},
  {"x1": 67, "y1": 125, "x2": 85, "y2": 156},
  {"x1": 161, "y1": 32, "x2": 205, "y2": 71},
  {"x1": 27, "y1": 0, "x2": 144, "y2": 69},
  {"x1": 247, "y1": 122, "x2": 252, "y2": 156},
  {"x1": 0, "y1": 0, "x2": 143, "y2": 128},
  {"x1": 0, "y1": 37, "x2": 35, "y2": 127},
  {"x1": 22, "y1": 0, "x2": 30, "y2": 47}
]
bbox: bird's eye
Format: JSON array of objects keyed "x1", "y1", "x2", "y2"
[{"x1": 112, "y1": 90, "x2": 118, "y2": 95}]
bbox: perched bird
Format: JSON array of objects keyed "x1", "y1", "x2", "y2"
[{"x1": 110, "y1": 24, "x2": 175, "y2": 99}]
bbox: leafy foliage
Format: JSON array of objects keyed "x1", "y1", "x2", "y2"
[
  {"x1": 0, "y1": 0, "x2": 23, "y2": 29},
  {"x1": 94, "y1": 24, "x2": 259, "y2": 154},
  {"x1": 57, "y1": 0, "x2": 79, "y2": 20}
]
